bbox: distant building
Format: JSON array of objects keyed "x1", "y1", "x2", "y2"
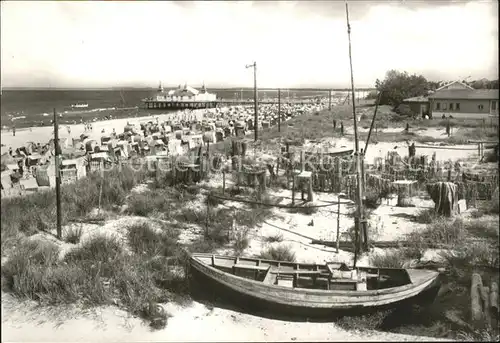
[
  {"x1": 403, "y1": 81, "x2": 499, "y2": 118},
  {"x1": 402, "y1": 96, "x2": 430, "y2": 117},
  {"x1": 143, "y1": 83, "x2": 218, "y2": 110},
  {"x1": 428, "y1": 81, "x2": 498, "y2": 118}
]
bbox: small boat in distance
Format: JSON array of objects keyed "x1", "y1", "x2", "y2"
[
  {"x1": 188, "y1": 253, "x2": 441, "y2": 318},
  {"x1": 71, "y1": 102, "x2": 89, "y2": 109}
]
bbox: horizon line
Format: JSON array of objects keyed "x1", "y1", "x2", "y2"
[{"x1": 1, "y1": 86, "x2": 378, "y2": 91}]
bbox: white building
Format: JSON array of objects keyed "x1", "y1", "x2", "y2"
[{"x1": 153, "y1": 83, "x2": 217, "y2": 102}]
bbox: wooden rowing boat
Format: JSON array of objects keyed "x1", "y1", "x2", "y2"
[{"x1": 189, "y1": 253, "x2": 441, "y2": 318}]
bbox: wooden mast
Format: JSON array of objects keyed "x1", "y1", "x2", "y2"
[{"x1": 345, "y1": 1, "x2": 365, "y2": 266}]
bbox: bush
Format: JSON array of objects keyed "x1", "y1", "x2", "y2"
[
  {"x1": 264, "y1": 233, "x2": 284, "y2": 243},
  {"x1": 259, "y1": 245, "x2": 296, "y2": 262},
  {"x1": 233, "y1": 228, "x2": 250, "y2": 255},
  {"x1": 363, "y1": 191, "x2": 382, "y2": 209},
  {"x1": 64, "y1": 235, "x2": 123, "y2": 265},
  {"x1": 439, "y1": 241, "x2": 499, "y2": 283},
  {"x1": 414, "y1": 208, "x2": 438, "y2": 224},
  {"x1": 126, "y1": 222, "x2": 179, "y2": 257},
  {"x1": 64, "y1": 225, "x2": 83, "y2": 244},
  {"x1": 369, "y1": 250, "x2": 406, "y2": 268},
  {"x1": 394, "y1": 104, "x2": 415, "y2": 118},
  {"x1": 127, "y1": 191, "x2": 168, "y2": 217}
]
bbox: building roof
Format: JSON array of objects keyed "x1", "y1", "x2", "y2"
[
  {"x1": 166, "y1": 84, "x2": 200, "y2": 97},
  {"x1": 435, "y1": 80, "x2": 474, "y2": 91},
  {"x1": 428, "y1": 89, "x2": 499, "y2": 100},
  {"x1": 403, "y1": 96, "x2": 429, "y2": 103}
]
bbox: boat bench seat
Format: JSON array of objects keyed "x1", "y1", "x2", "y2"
[
  {"x1": 233, "y1": 264, "x2": 269, "y2": 271},
  {"x1": 330, "y1": 278, "x2": 358, "y2": 284}
]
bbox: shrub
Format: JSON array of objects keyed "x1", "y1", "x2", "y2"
[
  {"x1": 259, "y1": 245, "x2": 296, "y2": 262},
  {"x1": 64, "y1": 235, "x2": 123, "y2": 265},
  {"x1": 264, "y1": 233, "x2": 284, "y2": 243},
  {"x1": 363, "y1": 191, "x2": 382, "y2": 209},
  {"x1": 126, "y1": 222, "x2": 179, "y2": 257},
  {"x1": 64, "y1": 225, "x2": 83, "y2": 244},
  {"x1": 394, "y1": 104, "x2": 415, "y2": 118},
  {"x1": 406, "y1": 217, "x2": 467, "y2": 247},
  {"x1": 233, "y1": 228, "x2": 250, "y2": 255},
  {"x1": 127, "y1": 191, "x2": 167, "y2": 217},
  {"x1": 335, "y1": 310, "x2": 391, "y2": 331},
  {"x1": 414, "y1": 208, "x2": 438, "y2": 224},
  {"x1": 369, "y1": 250, "x2": 406, "y2": 268},
  {"x1": 439, "y1": 241, "x2": 499, "y2": 282}
]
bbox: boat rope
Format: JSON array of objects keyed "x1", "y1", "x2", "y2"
[
  {"x1": 412, "y1": 145, "x2": 478, "y2": 151},
  {"x1": 261, "y1": 220, "x2": 318, "y2": 241},
  {"x1": 208, "y1": 192, "x2": 353, "y2": 209}
]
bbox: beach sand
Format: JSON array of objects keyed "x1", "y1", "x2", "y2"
[{"x1": 1, "y1": 182, "x2": 450, "y2": 342}]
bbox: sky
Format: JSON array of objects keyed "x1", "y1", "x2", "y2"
[{"x1": 1, "y1": 0, "x2": 498, "y2": 89}]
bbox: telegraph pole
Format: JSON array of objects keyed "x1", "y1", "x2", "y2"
[
  {"x1": 245, "y1": 62, "x2": 258, "y2": 141},
  {"x1": 53, "y1": 108, "x2": 62, "y2": 240}
]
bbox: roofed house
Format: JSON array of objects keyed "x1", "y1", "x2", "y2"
[
  {"x1": 427, "y1": 81, "x2": 499, "y2": 118},
  {"x1": 402, "y1": 96, "x2": 430, "y2": 117}
]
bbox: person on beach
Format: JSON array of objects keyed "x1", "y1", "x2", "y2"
[
  {"x1": 8, "y1": 147, "x2": 13, "y2": 156},
  {"x1": 340, "y1": 122, "x2": 344, "y2": 136},
  {"x1": 12, "y1": 127, "x2": 16, "y2": 136}
]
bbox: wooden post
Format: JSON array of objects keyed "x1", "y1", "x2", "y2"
[
  {"x1": 205, "y1": 194, "x2": 210, "y2": 237},
  {"x1": 222, "y1": 170, "x2": 226, "y2": 195},
  {"x1": 361, "y1": 150, "x2": 366, "y2": 193},
  {"x1": 335, "y1": 157, "x2": 342, "y2": 193},
  {"x1": 278, "y1": 88, "x2": 281, "y2": 132},
  {"x1": 53, "y1": 108, "x2": 62, "y2": 240},
  {"x1": 98, "y1": 161, "x2": 104, "y2": 215},
  {"x1": 336, "y1": 195, "x2": 341, "y2": 253},
  {"x1": 328, "y1": 90, "x2": 332, "y2": 111},
  {"x1": 276, "y1": 148, "x2": 280, "y2": 181}
]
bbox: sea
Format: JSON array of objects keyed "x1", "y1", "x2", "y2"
[{"x1": 0, "y1": 88, "x2": 348, "y2": 129}]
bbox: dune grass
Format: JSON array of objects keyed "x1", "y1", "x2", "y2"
[
  {"x1": 1, "y1": 232, "x2": 185, "y2": 329},
  {"x1": 1, "y1": 165, "x2": 148, "y2": 251}
]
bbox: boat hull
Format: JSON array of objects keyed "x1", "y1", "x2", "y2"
[{"x1": 188, "y1": 255, "x2": 441, "y2": 319}]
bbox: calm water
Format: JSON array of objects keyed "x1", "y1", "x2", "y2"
[{"x1": 0, "y1": 88, "x2": 333, "y2": 129}]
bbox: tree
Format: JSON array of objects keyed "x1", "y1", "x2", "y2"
[
  {"x1": 470, "y1": 79, "x2": 499, "y2": 89},
  {"x1": 375, "y1": 70, "x2": 430, "y2": 108}
]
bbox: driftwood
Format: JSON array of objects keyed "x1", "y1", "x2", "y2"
[
  {"x1": 491, "y1": 281, "x2": 498, "y2": 319},
  {"x1": 426, "y1": 181, "x2": 459, "y2": 217},
  {"x1": 481, "y1": 286, "x2": 491, "y2": 327},
  {"x1": 471, "y1": 273, "x2": 483, "y2": 325},
  {"x1": 444, "y1": 310, "x2": 474, "y2": 331}
]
